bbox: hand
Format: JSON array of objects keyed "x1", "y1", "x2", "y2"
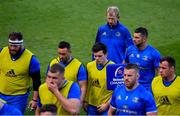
[
  {"x1": 82, "y1": 101, "x2": 88, "y2": 112},
  {"x1": 97, "y1": 103, "x2": 109, "y2": 113},
  {"x1": 28, "y1": 99, "x2": 38, "y2": 111},
  {"x1": 46, "y1": 80, "x2": 58, "y2": 93}
]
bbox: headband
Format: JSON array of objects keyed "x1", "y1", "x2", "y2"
[{"x1": 9, "y1": 39, "x2": 23, "y2": 45}]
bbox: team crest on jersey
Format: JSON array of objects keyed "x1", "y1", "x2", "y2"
[
  {"x1": 116, "y1": 32, "x2": 121, "y2": 37},
  {"x1": 102, "y1": 32, "x2": 107, "y2": 36},
  {"x1": 132, "y1": 97, "x2": 139, "y2": 103},
  {"x1": 5, "y1": 69, "x2": 17, "y2": 77},
  {"x1": 143, "y1": 56, "x2": 148, "y2": 61},
  {"x1": 91, "y1": 78, "x2": 101, "y2": 88}
]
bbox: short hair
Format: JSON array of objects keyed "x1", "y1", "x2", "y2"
[
  {"x1": 9, "y1": 32, "x2": 23, "y2": 40},
  {"x1": 92, "y1": 42, "x2": 107, "y2": 54},
  {"x1": 134, "y1": 27, "x2": 148, "y2": 38},
  {"x1": 40, "y1": 104, "x2": 57, "y2": 115},
  {"x1": 125, "y1": 63, "x2": 139, "y2": 73},
  {"x1": 50, "y1": 63, "x2": 65, "y2": 74},
  {"x1": 58, "y1": 41, "x2": 71, "y2": 49},
  {"x1": 107, "y1": 6, "x2": 120, "y2": 18},
  {"x1": 160, "y1": 56, "x2": 176, "y2": 68}
]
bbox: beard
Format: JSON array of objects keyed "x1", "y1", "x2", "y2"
[
  {"x1": 9, "y1": 46, "x2": 22, "y2": 56},
  {"x1": 135, "y1": 42, "x2": 144, "y2": 48}
]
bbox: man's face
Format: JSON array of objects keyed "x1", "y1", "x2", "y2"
[
  {"x1": 107, "y1": 12, "x2": 118, "y2": 27},
  {"x1": 133, "y1": 33, "x2": 145, "y2": 48},
  {"x1": 57, "y1": 48, "x2": 71, "y2": 63},
  {"x1": 124, "y1": 69, "x2": 138, "y2": 89},
  {"x1": 93, "y1": 50, "x2": 107, "y2": 65},
  {"x1": 8, "y1": 44, "x2": 22, "y2": 56},
  {"x1": 159, "y1": 61, "x2": 172, "y2": 78},
  {"x1": 40, "y1": 112, "x2": 54, "y2": 116},
  {"x1": 46, "y1": 71, "x2": 64, "y2": 88}
]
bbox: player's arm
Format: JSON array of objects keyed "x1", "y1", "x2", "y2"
[
  {"x1": 79, "y1": 80, "x2": 87, "y2": 103},
  {"x1": 153, "y1": 50, "x2": 161, "y2": 75},
  {"x1": 48, "y1": 81, "x2": 81, "y2": 114},
  {"x1": 108, "y1": 105, "x2": 116, "y2": 115},
  {"x1": 29, "y1": 55, "x2": 41, "y2": 109},
  {"x1": 146, "y1": 111, "x2": 157, "y2": 116},
  {"x1": 54, "y1": 91, "x2": 80, "y2": 114},
  {"x1": 35, "y1": 96, "x2": 42, "y2": 115},
  {"x1": 97, "y1": 97, "x2": 111, "y2": 113},
  {"x1": 108, "y1": 89, "x2": 117, "y2": 115},
  {"x1": 35, "y1": 106, "x2": 40, "y2": 115},
  {"x1": 145, "y1": 91, "x2": 157, "y2": 116},
  {"x1": 77, "y1": 64, "x2": 88, "y2": 105}
]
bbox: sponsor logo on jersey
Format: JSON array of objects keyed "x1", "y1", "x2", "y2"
[
  {"x1": 102, "y1": 32, "x2": 107, "y2": 36},
  {"x1": 92, "y1": 78, "x2": 101, "y2": 88},
  {"x1": 143, "y1": 56, "x2": 148, "y2": 61},
  {"x1": 117, "y1": 95, "x2": 121, "y2": 100},
  {"x1": 116, "y1": 32, "x2": 121, "y2": 37},
  {"x1": 5, "y1": 69, "x2": 17, "y2": 77},
  {"x1": 158, "y1": 96, "x2": 172, "y2": 105},
  {"x1": 132, "y1": 97, "x2": 139, "y2": 103}
]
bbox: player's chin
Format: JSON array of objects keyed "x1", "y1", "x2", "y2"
[
  {"x1": 10, "y1": 51, "x2": 17, "y2": 55},
  {"x1": 125, "y1": 82, "x2": 130, "y2": 87}
]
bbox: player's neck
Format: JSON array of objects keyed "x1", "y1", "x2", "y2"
[
  {"x1": 102, "y1": 59, "x2": 108, "y2": 66},
  {"x1": 138, "y1": 43, "x2": 147, "y2": 51},
  {"x1": 164, "y1": 74, "x2": 176, "y2": 82},
  {"x1": 126, "y1": 82, "x2": 139, "y2": 91},
  {"x1": 0, "y1": 101, "x2": 4, "y2": 109}
]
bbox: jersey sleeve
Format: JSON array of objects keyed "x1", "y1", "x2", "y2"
[
  {"x1": 67, "y1": 82, "x2": 81, "y2": 100},
  {"x1": 110, "y1": 88, "x2": 117, "y2": 109},
  {"x1": 95, "y1": 27, "x2": 101, "y2": 42},
  {"x1": 29, "y1": 55, "x2": 41, "y2": 74},
  {"x1": 152, "y1": 50, "x2": 161, "y2": 68},
  {"x1": 124, "y1": 29, "x2": 133, "y2": 49},
  {"x1": 29, "y1": 55, "x2": 41, "y2": 91},
  {"x1": 144, "y1": 91, "x2": 157, "y2": 113},
  {"x1": 125, "y1": 46, "x2": 131, "y2": 63},
  {"x1": 77, "y1": 64, "x2": 87, "y2": 81}
]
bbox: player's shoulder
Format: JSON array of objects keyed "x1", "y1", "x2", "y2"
[
  {"x1": 175, "y1": 75, "x2": 180, "y2": 81},
  {"x1": 50, "y1": 57, "x2": 60, "y2": 65},
  {"x1": 87, "y1": 60, "x2": 95, "y2": 66},
  {"x1": 116, "y1": 23, "x2": 130, "y2": 33},
  {"x1": 39, "y1": 83, "x2": 47, "y2": 90},
  {"x1": 72, "y1": 58, "x2": 82, "y2": 64},
  {"x1": 147, "y1": 45, "x2": 160, "y2": 54},
  {"x1": 152, "y1": 75, "x2": 162, "y2": 82},
  {"x1": 127, "y1": 45, "x2": 136, "y2": 52},
  {"x1": 108, "y1": 60, "x2": 115, "y2": 64},
  {"x1": 98, "y1": 23, "x2": 110, "y2": 31},
  {"x1": 114, "y1": 85, "x2": 125, "y2": 92},
  {"x1": 0, "y1": 48, "x2": 2, "y2": 52}
]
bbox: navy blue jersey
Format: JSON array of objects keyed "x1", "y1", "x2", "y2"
[
  {"x1": 96, "y1": 21, "x2": 133, "y2": 64},
  {"x1": 125, "y1": 45, "x2": 161, "y2": 90},
  {"x1": 110, "y1": 85, "x2": 157, "y2": 115}
]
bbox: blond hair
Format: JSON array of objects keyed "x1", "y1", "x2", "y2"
[{"x1": 107, "y1": 6, "x2": 120, "y2": 18}]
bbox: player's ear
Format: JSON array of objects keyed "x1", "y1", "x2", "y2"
[
  {"x1": 68, "y1": 49, "x2": 72, "y2": 53},
  {"x1": 136, "y1": 73, "x2": 140, "y2": 79}
]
